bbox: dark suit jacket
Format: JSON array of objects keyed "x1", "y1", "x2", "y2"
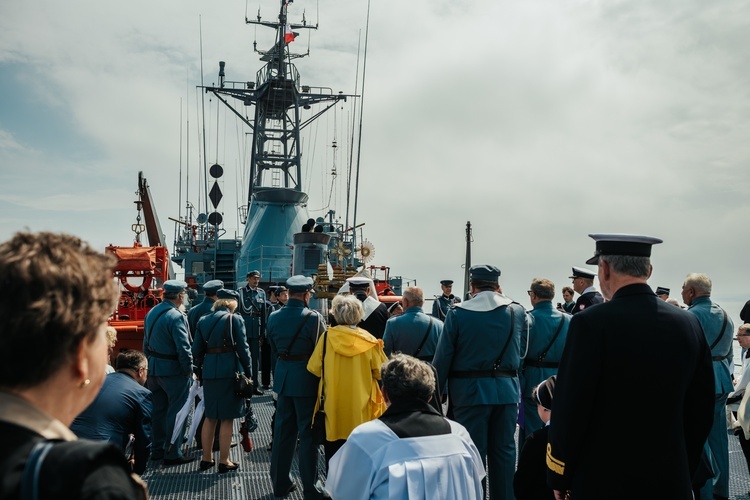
[
  {"x1": 546, "y1": 283, "x2": 714, "y2": 498},
  {"x1": 514, "y1": 425, "x2": 554, "y2": 500},
  {"x1": 70, "y1": 372, "x2": 153, "y2": 475}
]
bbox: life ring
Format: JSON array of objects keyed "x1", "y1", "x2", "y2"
[{"x1": 120, "y1": 273, "x2": 153, "y2": 295}]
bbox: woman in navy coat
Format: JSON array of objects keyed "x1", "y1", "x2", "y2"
[{"x1": 193, "y1": 288, "x2": 252, "y2": 473}]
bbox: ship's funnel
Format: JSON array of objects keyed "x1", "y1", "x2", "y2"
[{"x1": 292, "y1": 232, "x2": 331, "y2": 277}]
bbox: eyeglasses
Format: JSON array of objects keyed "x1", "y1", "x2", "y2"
[
  {"x1": 737, "y1": 334, "x2": 750, "y2": 338},
  {"x1": 527, "y1": 290, "x2": 533, "y2": 296}
]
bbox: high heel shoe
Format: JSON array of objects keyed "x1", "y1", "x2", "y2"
[
  {"x1": 218, "y1": 462, "x2": 239, "y2": 473},
  {"x1": 199, "y1": 460, "x2": 215, "y2": 471}
]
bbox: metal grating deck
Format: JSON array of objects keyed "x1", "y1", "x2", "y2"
[{"x1": 141, "y1": 390, "x2": 750, "y2": 499}]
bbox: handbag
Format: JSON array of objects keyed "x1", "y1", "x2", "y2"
[
  {"x1": 311, "y1": 329, "x2": 328, "y2": 445},
  {"x1": 226, "y1": 313, "x2": 255, "y2": 398},
  {"x1": 234, "y1": 371, "x2": 255, "y2": 398}
]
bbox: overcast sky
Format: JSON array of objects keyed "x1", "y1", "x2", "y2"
[{"x1": 1, "y1": 0, "x2": 749, "y2": 325}]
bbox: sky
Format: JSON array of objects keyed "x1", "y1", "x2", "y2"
[{"x1": 1, "y1": 0, "x2": 749, "y2": 326}]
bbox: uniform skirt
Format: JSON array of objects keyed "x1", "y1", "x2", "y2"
[{"x1": 203, "y1": 377, "x2": 245, "y2": 420}]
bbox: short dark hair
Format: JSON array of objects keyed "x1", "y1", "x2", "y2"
[
  {"x1": 0, "y1": 232, "x2": 119, "y2": 390},
  {"x1": 529, "y1": 278, "x2": 555, "y2": 300},
  {"x1": 470, "y1": 279, "x2": 499, "y2": 292},
  {"x1": 115, "y1": 349, "x2": 147, "y2": 371},
  {"x1": 562, "y1": 286, "x2": 574, "y2": 296},
  {"x1": 381, "y1": 354, "x2": 435, "y2": 403}
]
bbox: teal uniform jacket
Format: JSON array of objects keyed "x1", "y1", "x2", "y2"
[
  {"x1": 519, "y1": 301, "x2": 570, "y2": 442},
  {"x1": 431, "y1": 294, "x2": 461, "y2": 321},
  {"x1": 687, "y1": 295, "x2": 734, "y2": 499},
  {"x1": 383, "y1": 306, "x2": 443, "y2": 361},
  {"x1": 266, "y1": 298, "x2": 325, "y2": 396},
  {"x1": 143, "y1": 300, "x2": 193, "y2": 377},
  {"x1": 432, "y1": 291, "x2": 528, "y2": 407},
  {"x1": 687, "y1": 296, "x2": 734, "y2": 395},
  {"x1": 192, "y1": 308, "x2": 252, "y2": 380},
  {"x1": 187, "y1": 297, "x2": 216, "y2": 338},
  {"x1": 432, "y1": 290, "x2": 529, "y2": 500},
  {"x1": 266, "y1": 298, "x2": 326, "y2": 498}
]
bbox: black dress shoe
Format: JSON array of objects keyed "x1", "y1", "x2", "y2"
[
  {"x1": 253, "y1": 388, "x2": 264, "y2": 396},
  {"x1": 218, "y1": 462, "x2": 239, "y2": 473},
  {"x1": 163, "y1": 456, "x2": 195, "y2": 466},
  {"x1": 199, "y1": 460, "x2": 215, "y2": 471}
]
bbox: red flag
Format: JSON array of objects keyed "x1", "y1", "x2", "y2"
[{"x1": 285, "y1": 23, "x2": 295, "y2": 43}]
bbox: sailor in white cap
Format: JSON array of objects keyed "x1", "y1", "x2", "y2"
[
  {"x1": 547, "y1": 234, "x2": 713, "y2": 498},
  {"x1": 143, "y1": 279, "x2": 195, "y2": 465},
  {"x1": 344, "y1": 276, "x2": 389, "y2": 339},
  {"x1": 568, "y1": 266, "x2": 603, "y2": 314}
]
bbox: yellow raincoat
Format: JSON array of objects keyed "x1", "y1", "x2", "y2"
[{"x1": 307, "y1": 324, "x2": 387, "y2": 441}]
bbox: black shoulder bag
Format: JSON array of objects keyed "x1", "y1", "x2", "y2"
[
  {"x1": 225, "y1": 313, "x2": 255, "y2": 398},
  {"x1": 311, "y1": 329, "x2": 328, "y2": 445}
]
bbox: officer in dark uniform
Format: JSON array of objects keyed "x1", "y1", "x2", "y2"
[
  {"x1": 569, "y1": 266, "x2": 603, "y2": 314},
  {"x1": 432, "y1": 265, "x2": 529, "y2": 500},
  {"x1": 266, "y1": 276, "x2": 326, "y2": 499},
  {"x1": 655, "y1": 286, "x2": 670, "y2": 300},
  {"x1": 187, "y1": 279, "x2": 223, "y2": 338},
  {"x1": 431, "y1": 279, "x2": 461, "y2": 320},
  {"x1": 347, "y1": 276, "x2": 389, "y2": 339},
  {"x1": 142, "y1": 279, "x2": 194, "y2": 465},
  {"x1": 238, "y1": 270, "x2": 266, "y2": 395},
  {"x1": 547, "y1": 234, "x2": 714, "y2": 499}
]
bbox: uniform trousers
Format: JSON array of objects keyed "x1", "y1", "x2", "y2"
[
  {"x1": 699, "y1": 393, "x2": 729, "y2": 499},
  {"x1": 453, "y1": 403, "x2": 517, "y2": 500},
  {"x1": 270, "y1": 394, "x2": 320, "y2": 499},
  {"x1": 147, "y1": 374, "x2": 191, "y2": 460}
]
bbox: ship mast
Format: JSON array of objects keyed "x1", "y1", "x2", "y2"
[{"x1": 463, "y1": 221, "x2": 472, "y2": 300}]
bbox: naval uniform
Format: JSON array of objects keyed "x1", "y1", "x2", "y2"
[
  {"x1": 571, "y1": 286, "x2": 603, "y2": 314},
  {"x1": 687, "y1": 295, "x2": 734, "y2": 500},
  {"x1": 187, "y1": 296, "x2": 216, "y2": 338},
  {"x1": 357, "y1": 295, "x2": 389, "y2": 339},
  {"x1": 325, "y1": 399, "x2": 485, "y2": 500},
  {"x1": 70, "y1": 372, "x2": 153, "y2": 475},
  {"x1": 192, "y1": 308, "x2": 252, "y2": 419},
  {"x1": 432, "y1": 291, "x2": 529, "y2": 500},
  {"x1": 142, "y1": 300, "x2": 193, "y2": 461},
  {"x1": 383, "y1": 306, "x2": 443, "y2": 362},
  {"x1": 546, "y1": 284, "x2": 714, "y2": 498},
  {"x1": 518, "y1": 301, "x2": 569, "y2": 443},
  {"x1": 432, "y1": 294, "x2": 461, "y2": 321},
  {"x1": 238, "y1": 285, "x2": 267, "y2": 387},
  {"x1": 266, "y1": 297, "x2": 326, "y2": 499}
]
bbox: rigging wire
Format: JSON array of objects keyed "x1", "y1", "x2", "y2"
[
  {"x1": 352, "y1": 0, "x2": 372, "y2": 251},
  {"x1": 199, "y1": 15, "x2": 209, "y2": 221}
]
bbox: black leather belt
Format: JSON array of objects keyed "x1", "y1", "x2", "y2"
[
  {"x1": 145, "y1": 349, "x2": 178, "y2": 360},
  {"x1": 278, "y1": 354, "x2": 310, "y2": 361},
  {"x1": 450, "y1": 369, "x2": 517, "y2": 378},
  {"x1": 206, "y1": 347, "x2": 234, "y2": 354},
  {"x1": 524, "y1": 360, "x2": 559, "y2": 368}
]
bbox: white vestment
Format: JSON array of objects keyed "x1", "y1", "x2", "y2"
[{"x1": 326, "y1": 418, "x2": 485, "y2": 500}]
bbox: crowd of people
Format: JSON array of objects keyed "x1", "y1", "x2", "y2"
[{"x1": 2, "y1": 229, "x2": 750, "y2": 500}]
